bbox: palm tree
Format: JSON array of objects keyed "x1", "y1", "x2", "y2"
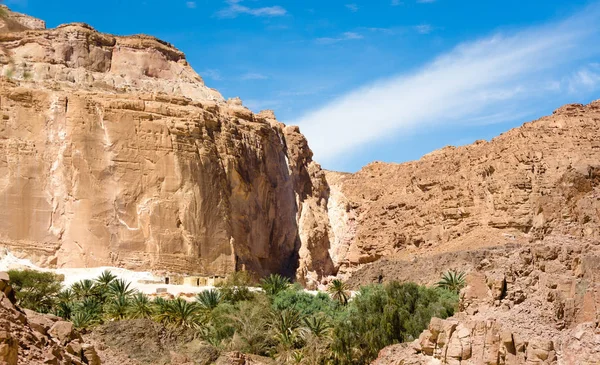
[
  {"x1": 196, "y1": 289, "x2": 221, "y2": 311},
  {"x1": 152, "y1": 297, "x2": 169, "y2": 314},
  {"x1": 328, "y1": 279, "x2": 350, "y2": 305},
  {"x1": 128, "y1": 293, "x2": 153, "y2": 319},
  {"x1": 71, "y1": 279, "x2": 98, "y2": 301},
  {"x1": 54, "y1": 301, "x2": 74, "y2": 320},
  {"x1": 436, "y1": 270, "x2": 466, "y2": 294},
  {"x1": 77, "y1": 297, "x2": 103, "y2": 319},
  {"x1": 95, "y1": 270, "x2": 117, "y2": 289},
  {"x1": 303, "y1": 315, "x2": 332, "y2": 339},
  {"x1": 57, "y1": 289, "x2": 74, "y2": 304},
  {"x1": 154, "y1": 298, "x2": 202, "y2": 329},
  {"x1": 105, "y1": 294, "x2": 131, "y2": 320},
  {"x1": 269, "y1": 308, "x2": 306, "y2": 347},
  {"x1": 108, "y1": 278, "x2": 136, "y2": 298},
  {"x1": 70, "y1": 311, "x2": 97, "y2": 330},
  {"x1": 260, "y1": 274, "x2": 290, "y2": 296}
]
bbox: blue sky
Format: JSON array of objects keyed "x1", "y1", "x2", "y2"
[{"x1": 6, "y1": 0, "x2": 600, "y2": 172}]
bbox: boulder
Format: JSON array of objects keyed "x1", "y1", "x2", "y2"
[{"x1": 48, "y1": 321, "x2": 78, "y2": 345}]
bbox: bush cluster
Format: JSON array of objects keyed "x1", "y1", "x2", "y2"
[{"x1": 8, "y1": 270, "x2": 459, "y2": 364}]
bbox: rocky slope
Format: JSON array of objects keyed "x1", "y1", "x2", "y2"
[
  {"x1": 0, "y1": 271, "x2": 102, "y2": 365},
  {"x1": 0, "y1": 8, "x2": 333, "y2": 285},
  {"x1": 370, "y1": 235, "x2": 600, "y2": 364},
  {"x1": 329, "y1": 102, "x2": 600, "y2": 276},
  {"x1": 329, "y1": 102, "x2": 600, "y2": 363}
]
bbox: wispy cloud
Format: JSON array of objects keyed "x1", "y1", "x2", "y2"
[
  {"x1": 293, "y1": 4, "x2": 600, "y2": 164},
  {"x1": 241, "y1": 72, "x2": 268, "y2": 80},
  {"x1": 216, "y1": 0, "x2": 287, "y2": 18},
  {"x1": 414, "y1": 24, "x2": 433, "y2": 34},
  {"x1": 567, "y1": 64, "x2": 600, "y2": 92},
  {"x1": 244, "y1": 99, "x2": 283, "y2": 111},
  {"x1": 345, "y1": 3, "x2": 359, "y2": 12},
  {"x1": 417, "y1": 0, "x2": 436, "y2": 3},
  {"x1": 316, "y1": 32, "x2": 364, "y2": 45},
  {"x1": 200, "y1": 69, "x2": 222, "y2": 81},
  {"x1": 391, "y1": 0, "x2": 403, "y2": 6},
  {"x1": 186, "y1": 1, "x2": 196, "y2": 9}
]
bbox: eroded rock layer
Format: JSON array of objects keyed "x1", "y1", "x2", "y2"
[
  {"x1": 0, "y1": 9, "x2": 332, "y2": 283},
  {"x1": 330, "y1": 102, "x2": 600, "y2": 275}
]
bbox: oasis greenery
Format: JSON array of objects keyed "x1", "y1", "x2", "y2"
[{"x1": 7, "y1": 269, "x2": 459, "y2": 364}]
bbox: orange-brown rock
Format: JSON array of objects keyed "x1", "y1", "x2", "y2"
[
  {"x1": 330, "y1": 102, "x2": 600, "y2": 276},
  {"x1": 0, "y1": 272, "x2": 101, "y2": 365},
  {"x1": 369, "y1": 236, "x2": 600, "y2": 364},
  {"x1": 0, "y1": 8, "x2": 332, "y2": 283}
]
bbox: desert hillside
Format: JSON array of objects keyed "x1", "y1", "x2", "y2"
[
  {"x1": 329, "y1": 102, "x2": 600, "y2": 276},
  {"x1": 0, "y1": 5, "x2": 600, "y2": 365}
]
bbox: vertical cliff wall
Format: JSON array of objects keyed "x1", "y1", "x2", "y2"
[{"x1": 0, "y1": 10, "x2": 333, "y2": 285}]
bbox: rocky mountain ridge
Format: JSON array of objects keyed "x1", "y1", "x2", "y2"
[{"x1": 329, "y1": 102, "x2": 600, "y2": 278}]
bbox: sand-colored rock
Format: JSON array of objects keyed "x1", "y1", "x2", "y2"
[
  {"x1": 370, "y1": 236, "x2": 600, "y2": 364},
  {"x1": 0, "y1": 272, "x2": 101, "y2": 364},
  {"x1": 331, "y1": 102, "x2": 600, "y2": 276},
  {"x1": 0, "y1": 9, "x2": 333, "y2": 283}
]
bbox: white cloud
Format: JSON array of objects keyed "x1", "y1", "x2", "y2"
[
  {"x1": 241, "y1": 72, "x2": 268, "y2": 80},
  {"x1": 216, "y1": 0, "x2": 287, "y2": 18},
  {"x1": 316, "y1": 32, "x2": 364, "y2": 45},
  {"x1": 568, "y1": 64, "x2": 600, "y2": 92},
  {"x1": 292, "y1": 4, "x2": 600, "y2": 164},
  {"x1": 186, "y1": 1, "x2": 196, "y2": 9},
  {"x1": 414, "y1": 24, "x2": 433, "y2": 34},
  {"x1": 391, "y1": 0, "x2": 403, "y2": 6},
  {"x1": 345, "y1": 3, "x2": 359, "y2": 12}
]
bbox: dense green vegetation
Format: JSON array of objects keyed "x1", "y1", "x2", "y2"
[
  {"x1": 7, "y1": 269, "x2": 459, "y2": 364},
  {"x1": 7, "y1": 269, "x2": 63, "y2": 313}
]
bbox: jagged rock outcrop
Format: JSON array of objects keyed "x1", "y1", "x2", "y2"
[
  {"x1": 0, "y1": 8, "x2": 332, "y2": 284},
  {"x1": 0, "y1": 5, "x2": 45, "y2": 33},
  {"x1": 370, "y1": 236, "x2": 600, "y2": 364},
  {"x1": 329, "y1": 102, "x2": 600, "y2": 276},
  {"x1": 0, "y1": 272, "x2": 101, "y2": 364}
]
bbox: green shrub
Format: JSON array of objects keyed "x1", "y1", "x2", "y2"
[
  {"x1": 228, "y1": 298, "x2": 274, "y2": 355},
  {"x1": 331, "y1": 282, "x2": 458, "y2": 364},
  {"x1": 217, "y1": 272, "x2": 254, "y2": 303},
  {"x1": 7, "y1": 269, "x2": 63, "y2": 313},
  {"x1": 272, "y1": 287, "x2": 338, "y2": 318}
]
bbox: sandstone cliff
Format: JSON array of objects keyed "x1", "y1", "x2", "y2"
[{"x1": 0, "y1": 8, "x2": 333, "y2": 284}]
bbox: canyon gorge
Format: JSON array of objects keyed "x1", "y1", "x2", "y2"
[{"x1": 1, "y1": 6, "x2": 600, "y2": 364}]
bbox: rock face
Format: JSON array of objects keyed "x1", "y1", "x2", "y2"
[
  {"x1": 370, "y1": 236, "x2": 600, "y2": 364},
  {"x1": 0, "y1": 272, "x2": 101, "y2": 364},
  {"x1": 329, "y1": 102, "x2": 600, "y2": 275},
  {"x1": 332, "y1": 103, "x2": 600, "y2": 363},
  {"x1": 0, "y1": 8, "x2": 332, "y2": 283}
]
